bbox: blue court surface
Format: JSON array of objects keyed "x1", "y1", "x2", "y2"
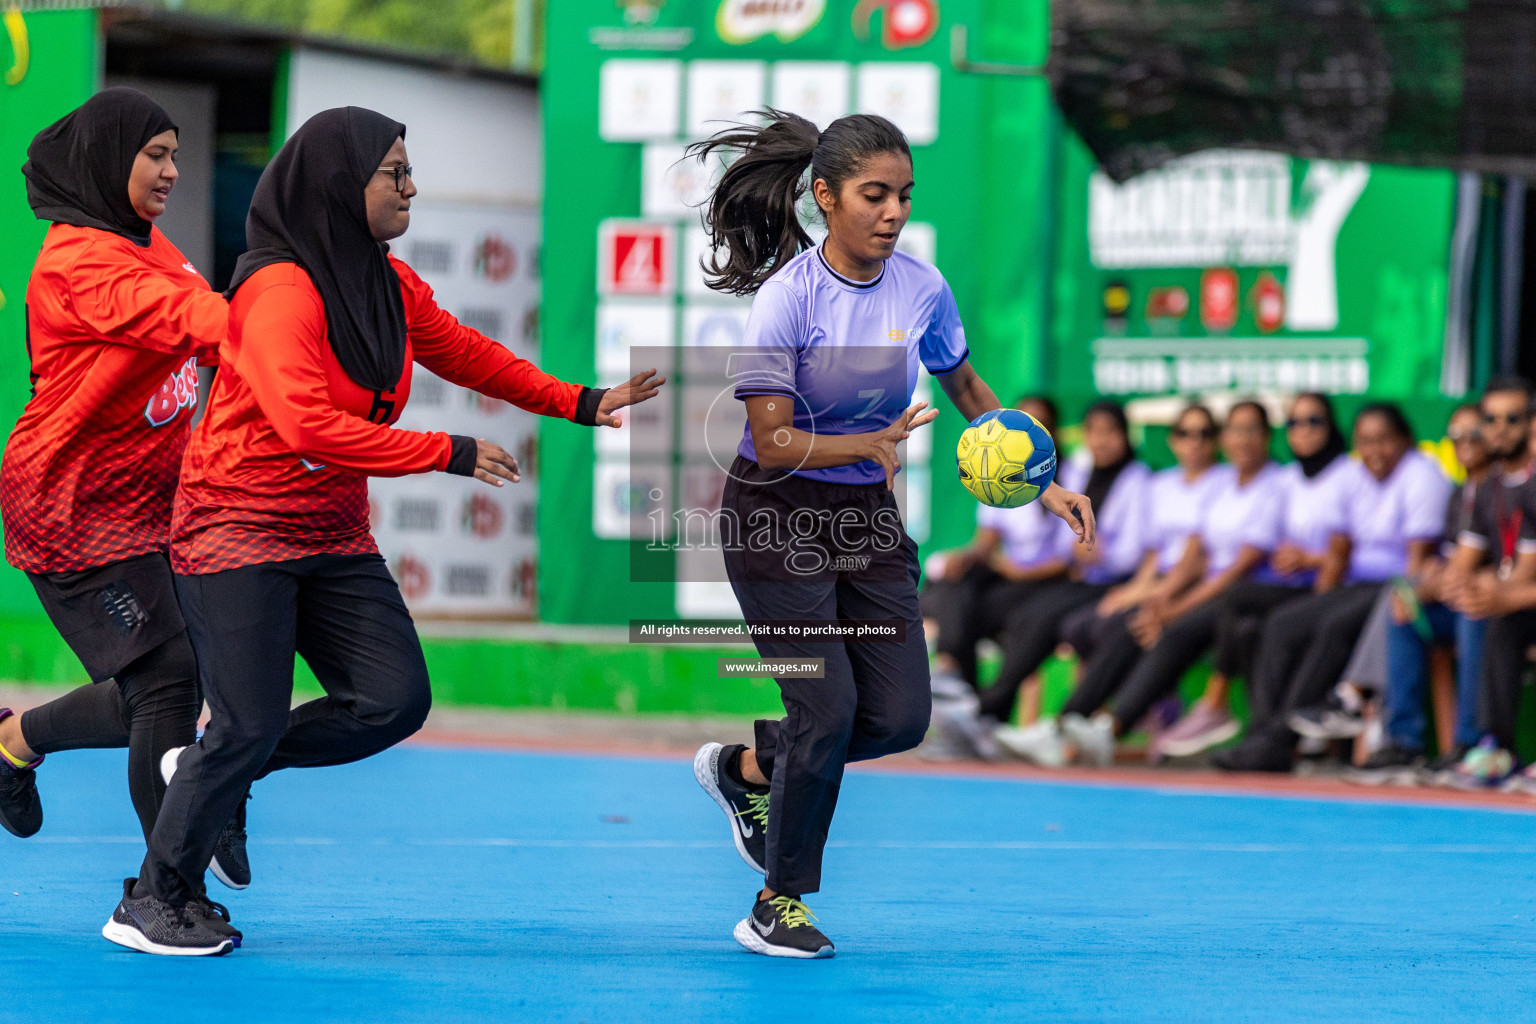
[{"x1": 6, "y1": 743, "x2": 1536, "y2": 1024}]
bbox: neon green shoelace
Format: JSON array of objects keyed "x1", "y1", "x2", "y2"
[
  {"x1": 737, "y1": 790, "x2": 770, "y2": 830},
  {"x1": 770, "y1": 896, "x2": 817, "y2": 929}
]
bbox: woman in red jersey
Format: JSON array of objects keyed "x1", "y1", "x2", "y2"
[
  {"x1": 0, "y1": 92, "x2": 241, "y2": 924},
  {"x1": 106, "y1": 106, "x2": 662, "y2": 956}
]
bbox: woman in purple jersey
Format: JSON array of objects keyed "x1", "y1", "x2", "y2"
[{"x1": 687, "y1": 110, "x2": 1096, "y2": 958}]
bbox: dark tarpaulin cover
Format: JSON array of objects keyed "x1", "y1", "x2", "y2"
[{"x1": 1047, "y1": 0, "x2": 1536, "y2": 182}]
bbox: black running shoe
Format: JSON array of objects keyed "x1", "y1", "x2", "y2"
[
  {"x1": 693, "y1": 742, "x2": 768, "y2": 874},
  {"x1": 1210, "y1": 736, "x2": 1294, "y2": 773},
  {"x1": 211, "y1": 790, "x2": 251, "y2": 890},
  {"x1": 101, "y1": 878, "x2": 235, "y2": 956},
  {"x1": 1343, "y1": 743, "x2": 1425, "y2": 786},
  {"x1": 0, "y1": 754, "x2": 42, "y2": 839},
  {"x1": 187, "y1": 891, "x2": 243, "y2": 948},
  {"x1": 734, "y1": 894, "x2": 835, "y2": 959}
]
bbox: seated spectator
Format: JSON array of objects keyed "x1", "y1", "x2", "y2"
[
  {"x1": 922, "y1": 396, "x2": 1067, "y2": 699},
  {"x1": 1214, "y1": 403, "x2": 1450, "y2": 772},
  {"x1": 1158, "y1": 392, "x2": 1354, "y2": 759},
  {"x1": 934, "y1": 401, "x2": 1150, "y2": 755},
  {"x1": 1443, "y1": 381, "x2": 1536, "y2": 788},
  {"x1": 1002, "y1": 404, "x2": 1266, "y2": 766},
  {"x1": 1316, "y1": 402, "x2": 1493, "y2": 782}
]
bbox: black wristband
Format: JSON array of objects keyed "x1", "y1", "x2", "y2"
[
  {"x1": 446, "y1": 435, "x2": 478, "y2": 476},
  {"x1": 574, "y1": 386, "x2": 607, "y2": 427}
]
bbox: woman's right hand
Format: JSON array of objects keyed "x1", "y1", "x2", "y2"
[
  {"x1": 864, "y1": 402, "x2": 940, "y2": 491},
  {"x1": 474, "y1": 438, "x2": 521, "y2": 487}
]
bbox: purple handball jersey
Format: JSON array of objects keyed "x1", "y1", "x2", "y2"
[{"x1": 731, "y1": 244, "x2": 970, "y2": 485}]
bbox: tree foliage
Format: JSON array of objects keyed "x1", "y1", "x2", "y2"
[{"x1": 176, "y1": 0, "x2": 537, "y2": 69}]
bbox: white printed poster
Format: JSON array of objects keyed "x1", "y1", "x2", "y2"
[
  {"x1": 600, "y1": 59, "x2": 682, "y2": 141},
  {"x1": 856, "y1": 62, "x2": 939, "y2": 146},
  {"x1": 686, "y1": 61, "x2": 766, "y2": 137},
  {"x1": 370, "y1": 200, "x2": 541, "y2": 617},
  {"x1": 770, "y1": 61, "x2": 850, "y2": 129}
]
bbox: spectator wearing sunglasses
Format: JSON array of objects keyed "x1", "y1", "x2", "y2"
[
  {"x1": 1215, "y1": 403, "x2": 1449, "y2": 773},
  {"x1": 1001, "y1": 404, "x2": 1229, "y2": 765},
  {"x1": 1157, "y1": 393, "x2": 1354, "y2": 760}
]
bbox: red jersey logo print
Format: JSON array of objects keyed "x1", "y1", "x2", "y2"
[{"x1": 144, "y1": 356, "x2": 200, "y2": 428}]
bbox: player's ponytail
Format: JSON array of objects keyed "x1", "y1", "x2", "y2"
[{"x1": 689, "y1": 109, "x2": 910, "y2": 295}]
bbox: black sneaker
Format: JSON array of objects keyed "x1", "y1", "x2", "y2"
[
  {"x1": 101, "y1": 878, "x2": 235, "y2": 956},
  {"x1": 187, "y1": 891, "x2": 243, "y2": 948},
  {"x1": 734, "y1": 894, "x2": 835, "y2": 959},
  {"x1": 0, "y1": 753, "x2": 42, "y2": 839},
  {"x1": 1210, "y1": 736, "x2": 1295, "y2": 773},
  {"x1": 1287, "y1": 694, "x2": 1366, "y2": 741},
  {"x1": 693, "y1": 742, "x2": 768, "y2": 875},
  {"x1": 1343, "y1": 743, "x2": 1425, "y2": 786},
  {"x1": 211, "y1": 789, "x2": 251, "y2": 890}
]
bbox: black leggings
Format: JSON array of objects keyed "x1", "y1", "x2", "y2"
[
  {"x1": 1479, "y1": 609, "x2": 1536, "y2": 751},
  {"x1": 22, "y1": 637, "x2": 200, "y2": 842},
  {"x1": 1211, "y1": 581, "x2": 1309, "y2": 679},
  {"x1": 977, "y1": 581, "x2": 1106, "y2": 722},
  {"x1": 141, "y1": 552, "x2": 432, "y2": 905}
]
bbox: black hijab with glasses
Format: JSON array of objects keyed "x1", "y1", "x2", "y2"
[{"x1": 227, "y1": 106, "x2": 409, "y2": 394}]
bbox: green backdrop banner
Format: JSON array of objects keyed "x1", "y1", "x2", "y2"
[
  {"x1": 540, "y1": 0, "x2": 1060, "y2": 624},
  {"x1": 0, "y1": 9, "x2": 99, "y2": 617}
]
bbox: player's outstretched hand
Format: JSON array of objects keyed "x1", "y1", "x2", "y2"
[
  {"x1": 868, "y1": 402, "x2": 940, "y2": 491},
  {"x1": 596, "y1": 368, "x2": 668, "y2": 427},
  {"x1": 1041, "y1": 483, "x2": 1096, "y2": 548},
  {"x1": 474, "y1": 438, "x2": 521, "y2": 488}
]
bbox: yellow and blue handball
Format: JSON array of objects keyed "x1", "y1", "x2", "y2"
[{"x1": 955, "y1": 408, "x2": 1057, "y2": 508}]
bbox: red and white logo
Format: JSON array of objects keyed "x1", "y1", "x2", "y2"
[
  {"x1": 1199, "y1": 268, "x2": 1239, "y2": 332},
  {"x1": 598, "y1": 221, "x2": 676, "y2": 297},
  {"x1": 144, "y1": 356, "x2": 199, "y2": 427},
  {"x1": 1251, "y1": 272, "x2": 1286, "y2": 334},
  {"x1": 394, "y1": 554, "x2": 432, "y2": 602},
  {"x1": 461, "y1": 493, "x2": 505, "y2": 539},
  {"x1": 853, "y1": 0, "x2": 939, "y2": 49},
  {"x1": 473, "y1": 234, "x2": 517, "y2": 283}
]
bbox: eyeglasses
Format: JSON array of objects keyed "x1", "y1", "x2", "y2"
[
  {"x1": 377, "y1": 164, "x2": 413, "y2": 193},
  {"x1": 1483, "y1": 412, "x2": 1528, "y2": 427},
  {"x1": 1171, "y1": 427, "x2": 1218, "y2": 441},
  {"x1": 1448, "y1": 428, "x2": 1484, "y2": 443},
  {"x1": 1285, "y1": 415, "x2": 1328, "y2": 430}
]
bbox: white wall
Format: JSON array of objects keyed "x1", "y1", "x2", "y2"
[
  {"x1": 104, "y1": 76, "x2": 216, "y2": 275},
  {"x1": 286, "y1": 47, "x2": 540, "y2": 209}
]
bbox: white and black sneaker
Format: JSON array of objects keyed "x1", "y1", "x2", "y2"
[
  {"x1": 734, "y1": 894, "x2": 835, "y2": 959},
  {"x1": 101, "y1": 878, "x2": 235, "y2": 957},
  {"x1": 162, "y1": 746, "x2": 250, "y2": 890},
  {"x1": 1288, "y1": 693, "x2": 1366, "y2": 741},
  {"x1": 693, "y1": 742, "x2": 768, "y2": 875},
  {"x1": 187, "y1": 890, "x2": 243, "y2": 948}
]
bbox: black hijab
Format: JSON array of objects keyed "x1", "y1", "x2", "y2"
[
  {"x1": 1293, "y1": 393, "x2": 1348, "y2": 478},
  {"x1": 23, "y1": 87, "x2": 177, "y2": 245},
  {"x1": 1081, "y1": 401, "x2": 1136, "y2": 510},
  {"x1": 228, "y1": 107, "x2": 408, "y2": 393}
]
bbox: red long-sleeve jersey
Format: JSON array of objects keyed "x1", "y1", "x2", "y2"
[
  {"x1": 171, "y1": 257, "x2": 582, "y2": 574},
  {"x1": 1, "y1": 224, "x2": 226, "y2": 573}
]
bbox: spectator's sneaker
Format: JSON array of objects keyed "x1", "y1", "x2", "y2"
[
  {"x1": 934, "y1": 697, "x2": 1001, "y2": 761},
  {"x1": 1211, "y1": 735, "x2": 1294, "y2": 773},
  {"x1": 1061, "y1": 712, "x2": 1115, "y2": 767},
  {"x1": 1288, "y1": 693, "x2": 1366, "y2": 741},
  {"x1": 929, "y1": 669, "x2": 972, "y2": 704},
  {"x1": 1156, "y1": 705, "x2": 1241, "y2": 758},
  {"x1": 162, "y1": 746, "x2": 250, "y2": 889},
  {"x1": 1418, "y1": 745, "x2": 1471, "y2": 786},
  {"x1": 186, "y1": 891, "x2": 243, "y2": 948},
  {"x1": 210, "y1": 790, "x2": 251, "y2": 890},
  {"x1": 733, "y1": 894, "x2": 835, "y2": 959},
  {"x1": 1501, "y1": 763, "x2": 1536, "y2": 795},
  {"x1": 1448, "y1": 738, "x2": 1516, "y2": 790},
  {"x1": 693, "y1": 742, "x2": 768, "y2": 875},
  {"x1": 994, "y1": 719, "x2": 1067, "y2": 767},
  {"x1": 1343, "y1": 743, "x2": 1425, "y2": 786},
  {"x1": 0, "y1": 709, "x2": 42, "y2": 838},
  {"x1": 101, "y1": 878, "x2": 235, "y2": 957}
]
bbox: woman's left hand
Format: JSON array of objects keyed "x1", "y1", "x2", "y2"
[
  {"x1": 1041, "y1": 484, "x2": 1096, "y2": 548},
  {"x1": 596, "y1": 368, "x2": 668, "y2": 427}
]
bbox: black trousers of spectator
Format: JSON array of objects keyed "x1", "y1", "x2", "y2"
[
  {"x1": 1244, "y1": 584, "x2": 1380, "y2": 734},
  {"x1": 139, "y1": 553, "x2": 431, "y2": 905},
  {"x1": 1060, "y1": 604, "x2": 1131, "y2": 663},
  {"x1": 1211, "y1": 581, "x2": 1309, "y2": 680},
  {"x1": 21, "y1": 552, "x2": 200, "y2": 842},
  {"x1": 922, "y1": 565, "x2": 1044, "y2": 689},
  {"x1": 1101, "y1": 600, "x2": 1225, "y2": 732},
  {"x1": 723, "y1": 458, "x2": 930, "y2": 897},
  {"x1": 977, "y1": 581, "x2": 1107, "y2": 722},
  {"x1": 1478, "y1": 609, "x2": 1536, "y2": 751},
  {"x1": 1060, "y1": 608, "x2": 1143, "y2": 721}
]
